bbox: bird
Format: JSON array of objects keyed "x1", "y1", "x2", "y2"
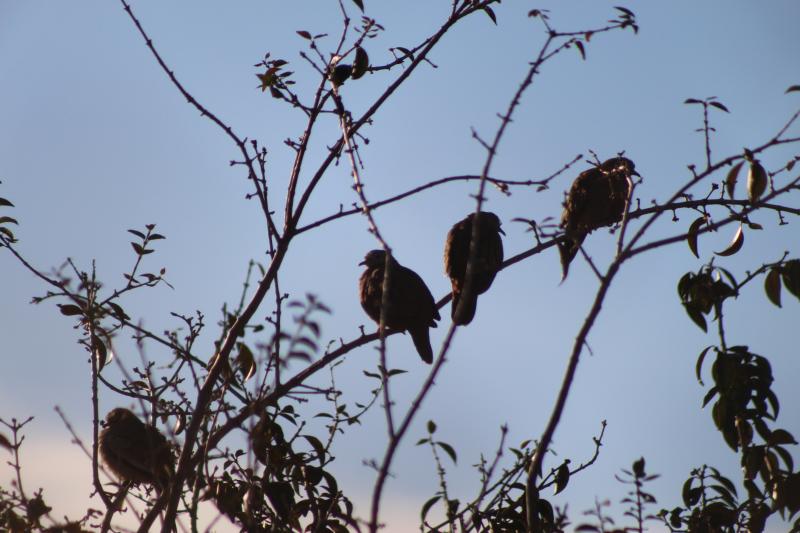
[
  {"x1": 444, "y1": 211, "x2": 505, "y2": 325},
  {"x1": 359, "y1": 249, "x2": 441, "y2": 364},
  {"x1": 558, "y1": 157, "x2": 639, "y2": 280},
  {"x1": 99, "y1": 407, "x2": 175, "y2": 490}
]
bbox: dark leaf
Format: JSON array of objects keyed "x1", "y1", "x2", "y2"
[
  {"x1": 683, "y1": 478, "x2": 700, "y2": 507},
  {"x1": 685, "y1": 304, "x2": 707, "y2": 332},
  {"x1": 0, "y1": 197, "x2": 15, "y2": 207},
  {"x1": 687, "y1": 216, "x2": 706, "y2": 258},
  {"x1": 351, "y1": 47, "x2": 369, "y2": 80},
  {"x1": 747, "y1": 160, "x2": 768, "y2": 203},
  {"x1": 764, "y1": 268, "x2": 782, "y2": 307},
  {"x1": 296, "y1": 30, "x2": 312, "y2": 39},
  {"x1": 785, "y1": 85, "x2": 800, "y2": 94},
  {"x1": 553, "y1": 462, "x2": 570, "y2": 495},
  {"x1": 131, "y1": 242, "x2": 145, "y2": 255},
  {"x1": 709, "y1": 101, "x2": 730, "y2": 113},
  {"x1": 92, "y1": 335, "x2": 108, "y2": 372},
  {"x1": 614, "y1": 6, "x2": 635, "y2": 17},
  {"x1": 352, "y1": 0, "x2": 364, "y2": 12},
  {"x1": 437, "y1": 441, "x2": 457, "y2": 464},
  {"x1": 0, "y1": 216, "x2": 18, "y2": 225},
  {"x1": 715, "y1": 225, "x2": 744, "y2": 256},
  {"x1": 58, "y1": 304, "x2": 83, "y2": 316},
  {"x1": 483, "y1": 6, "x2": 497, "y2": 24},
  {"x1": 769, "y1": 429, "x2": 797, "y2": 446},
  {"x1": 421, "y1": 495, "x2": 440, "y2": 522},
  {"x1": 0, "y1": 432, "x2": 12, "y2": 450},
  {"x1": 427, "y1": 420, "x2": 437, "y2": 434},
  {"x1": 127, "y1": 229, "x2": 146, "y2": 239},
  {"x1": 781, "y1": 260, "x2": 800, "y2": 299},
  {"x1": 575, "y1": 41, "x2": 586, "y2": 60},
  {"x1": 149, "y1": 233, "x2": 166, "y2": 240},
  {"x1": 725, "y1": 161, "x2": 743, "y2": 199},
  {"x1": 684, "y1": 98, "x2": 703, "y2": 105},
  {"x1": 696, "y1": 345, "x2": 713, "y2": 384}
]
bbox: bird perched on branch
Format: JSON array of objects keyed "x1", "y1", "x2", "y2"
[
  {"x1": 444, "y1": 211, "x2": 505, "y2": 325},
  {"x1": 359, "y1": 249, "x2": 440, "y2": 364},
  {"x1": 558, "y1": 157, "x2": 639, "y2": 280},
  {"x1": 99, "y1": 407, "x2": 174, "y2": 490}
]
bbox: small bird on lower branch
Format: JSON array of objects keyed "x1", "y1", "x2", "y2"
[
  {"x1": 359, "y1": 249, "x2": 440, "y2": 364},
  {"x1": 99, "y1": 407, "x2": 175, "y2": 490}
]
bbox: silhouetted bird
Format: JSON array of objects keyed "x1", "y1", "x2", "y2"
[
  {"x1": 444, "y1": 211, "x2": 505, "y2": 325},
  {"x1": 359, "y1": 250, "x2": 441, "y2": 364},
  {"x1": 558, "y1": 157, "x2": 639, "y2": 280},
  {"x1": 99, "y1": 407, "x2": 174, "y2": 490}
]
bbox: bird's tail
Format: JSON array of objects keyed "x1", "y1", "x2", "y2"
[
  {"x1": 558, "y1": 233, "x2": 584, "y2": 282},
  {"x1": 409, "y1": 326, "x2": 434, "y2": 364},
  {"x1": 451, "y1": 288, "x2": 478, "y2": 326}
]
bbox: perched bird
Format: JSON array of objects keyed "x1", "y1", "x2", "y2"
[
  {"x1": 359, "y1": 250, "x2": 441, "y2": 364},
  {"x1": 444, "y1": 211, "x2": 505, "y2": 325},
  {"x1": 99, "y1": 407, "x2": 174, "y2": 490},
  {"x1": 558, "y1": 157, "x2": 639, "y2": 280}
]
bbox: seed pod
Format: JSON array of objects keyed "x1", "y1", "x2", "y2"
[{"x1": 747, "y1": 160, "x2": 768, "y2": 203}]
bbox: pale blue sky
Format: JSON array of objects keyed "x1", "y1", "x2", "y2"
[{"x1": 1, "y1": 1, "x2": 799, "y2": 531}]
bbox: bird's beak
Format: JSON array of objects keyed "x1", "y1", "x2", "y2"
[
  {"x1": 499, "y1": 227, "x2": 506, "y2": 236},
  {"x1": 358, "y1": 260, "x2": 366, "y2": 266},
  {"x1": 632, "y1": 170, "x2": 641, "y2": 177}
]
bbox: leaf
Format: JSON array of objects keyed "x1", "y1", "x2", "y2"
[
  {"x1": 715, "y1": 225, "x2": 744, "y2": 256},
  {"x1": 695, "y1": 345, "x2": 713, "y2": 384},
  {"x1": 352, "y1": 0, "x2": 364, "y2": 11},
  {"x1": 747, "y1": 161, "x2": 768, "y2": 203},
  {"x1": 437, "y1": 441, "x2": 457, "y2": 464},
  {"x1": 0, "y1": 197, "x2": 15, "y2": 208},
  {"x1": 304, "y1": 435, "x2": 326, "y2": 462},
  {"x1": 236, "y1": 342, "x2": 257, "y2": 382},
  {"x1": 687, "y1": 216, "x2": 706, "y2": 258},
  {"x1": 685, "y1": 304, "x2": 707, "y2": 332},
  {"x1": 575, "y1": 41, "x2": 586, "y2": 60},
  {"x1": 0, "y1": 216, "x2": 18, "y2": 225},
  {"x1": 764, "y1": 268, "x2": 782, "y2": 307},
  {"x1": 149, "y1": 233, "x2": 166, "y2": 240},
  {"x1": 296, "y1": 30, "x2": 312, "y2": 40},
  {"x1": 614, "y1": 6, "x2": 635, "y2": 17},
  {"x1": 427, "y1": 420, "x2": 437, "y2": 434},
  {"x1": 769, "y1": 429, "x2": 797, "y2": 445},
  {"x1": 554, "y1": 462, "x2": 570, "y2": 495},
  {"x1": 483, "y1": 6, "x2": 497, "y2": 24},
  {"x1": 420, "y1": 495, "x2": 440, "y2": 522},
  {"x1": 781, "y1": 259, "x2": 800, "y2": 299},
  {"x1": 131, "y1": 242, "x2": 145, "y2": 255},
  {"x1": 351, "y1": 47, "x2": 369, "y2": 80},
  {"x1": 92, "y1": 334, "x2": 108, "y2": 372},
  {"x1": 58, "y1": 304, "x2": 83, "y2": 316},
  {"x1": 0, "y1": 433, "x2": 12, "y2": 451},
  {"x1": 127, "y1": 229, "x2": 146, "y2": 239},
  {"x1": 725, "y1": 161, "x2": 743, "y2": 198},
  {"x1": 0, "y1": 226, "x2": 15, "y2": 241},
  {"x1": 684, "y1": 98, "x2": 703, "y2": 105},
  {"x1": 786, "y1": 85, "x2": 800, "y2": 94},
  {"x1": 709, "y1": 101, "x2": 730, "y2": 113}
]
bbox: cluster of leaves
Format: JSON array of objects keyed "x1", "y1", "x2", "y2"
[
  {"x1": 763, "y1": 259, "x2": 800, "y2": 308},
  {"x1": 576, "y1": 458, "x2": 659, "y2": 533},
  {"x1": 677, "y1": 266, "x2": 737, "y2": 332},
  {"x1": 0, "y1": 417, "x2": 92, "y2": 532},
  {"x1": 0, "y1": 189, "x2": 17, "y2": 244},
  {"x1": 203, "y1": 404, "x2": 357, "y2": 532}
]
